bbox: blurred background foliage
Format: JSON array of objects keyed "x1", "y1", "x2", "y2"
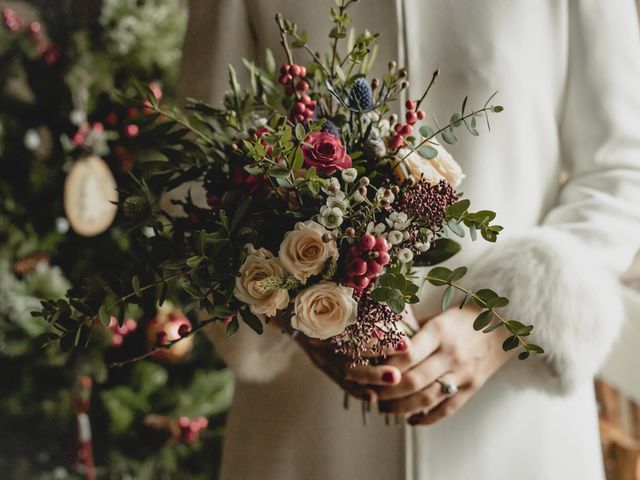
[{"x1": 0, "y1": 1, "x2": 233, "y2": 479}]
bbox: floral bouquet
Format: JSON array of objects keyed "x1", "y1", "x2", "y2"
[{"x1": 36, "y1": 2, "x2": 543, "y2": 367}]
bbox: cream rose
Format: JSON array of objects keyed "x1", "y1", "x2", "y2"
[
  {"x1": 291, "y1": 282, "x2": 358, "y2": 339},
  {"x1": 279, "y1": 220, "x2": 338, "y2": 284},
  {"x1": 234, "y1": 246, "x2": 290, "y2": 317},
  {"x1": 394, "y1": 143, "x2": 464, "y2": 187}
]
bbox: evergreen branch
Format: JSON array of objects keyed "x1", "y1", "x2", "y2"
[{"x1": 109, "y1": 317, "x2": 217, "y2": 368}]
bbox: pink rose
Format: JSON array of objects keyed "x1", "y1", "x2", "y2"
[{"x1": 301, "y1": 132, "x2": 352, "y2": 174}]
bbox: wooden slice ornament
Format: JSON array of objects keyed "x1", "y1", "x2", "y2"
[{"x1": 64, "y1": 155, "x2": 118, "y2": 237}]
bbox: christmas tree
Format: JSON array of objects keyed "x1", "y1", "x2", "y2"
[{"x1": 0, "y1": 2, "x2": 232, "y2": 478}]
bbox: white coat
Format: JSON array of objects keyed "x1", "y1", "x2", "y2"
[{"x1": 180, "y1": 1, "x2": 640, "y2": 478}]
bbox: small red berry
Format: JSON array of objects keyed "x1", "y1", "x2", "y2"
[
  {"x1": 366, "y1": 260, "x2": 383, "y2": 276},
  {"x1": 388, "y1": 135, "x2": 404, "y2": 149},
  {"x1": 394, "y1": 123, "x2": 403, "y2": 134},
  {"x1": 400, "y1": 124, "x2": 414, "y2": 137},
  {"x1": 296, "y1": 81, "x2": 309, "y2": 93},
  {"x1": 307, "y1": 100, "x2": 317, "y2": 111},
  {"x1": 280, "y1": 64, "x2": 290, "y2": 75},
  {"x1": 72, "y1": 132, "x2": 85, "y2": 145},
  {"x1": 125, "y1": 124, "x2": 139, "y2": 138},
  {"x1": 377, "y1": 252, "x2": 391, "y2": 266},
  {"x1": 300, "y1": 94, "x2": 312, "y2": 105},
  {"x1": 405, "y1": 100, "x2": 417, "y2": 111},
  {"x1": 405, "y1": 111, "x2": 418, "y2": 125},
  {"x1": 178, "y1": 323, "x2": 191, "y2": 337},
  {"x1": 105, "y1": 112, "x2": 118, "y2": 126},
  {"x1": 417, "y1": 110, "x2": 425, "y2": 120},
  {"x1": 299, "y1": 66, "x2": 307, "y2": 77},
  {"x1": 295, "y1": 113, "x2": 306, "y2": 123},
  {"x1": 355, "y1": 276, "x2": 370, "y2": 289},
  {"x1": 349, "y1": 258, "x2": 368, "y2": 276},
  {"x1": 290, "y1": 64, "x2": 301, "y2": 77},
  {"x1": 373, "y1": 236, "x2": 389, "y2": 252},
  {"x1": 278, "y1": 73, "x2": 292, "y2": 85},
  {"x1": 359, "y1": 234, "x2": 376, "y2": 251}
]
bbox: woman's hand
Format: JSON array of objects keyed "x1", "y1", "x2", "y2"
[{"x1": 345, "y1": 306, "x2": 513, "y2": 425}]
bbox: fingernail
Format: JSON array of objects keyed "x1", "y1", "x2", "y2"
[
  {"x1": 395, "y1": 340, "x2": 407, "y2": 352},
  {"x1": 408, "y1": 414, "x2": 422, "y2": 426},
  {"x1": 382, "y1": 371, "x2": 395, "y2": 383}
]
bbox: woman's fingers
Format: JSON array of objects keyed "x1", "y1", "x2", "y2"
[
  {"x1": 344, "y1": 364, "x2": 403, "y2": 386},
  {"x1": 376, "y1": 352, "x2": 449, "y2": 400},
  {"x1": 377, "y1": 371, "x2": 465, "y2": 415},
  {"x1": 407, "y1": 387, "x2": 472, "y2": 426},
  {"x1": 383, "y1": 320, "x2": 441, "y2": 372}
]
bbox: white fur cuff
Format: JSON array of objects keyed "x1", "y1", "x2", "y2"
[{"x1": 463, "y1": 227, "x2": 625, "y2": 395}]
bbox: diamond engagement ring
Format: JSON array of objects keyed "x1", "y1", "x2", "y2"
[{"x1": 436, "y1": 378, "x2": 458, "y2": 396}]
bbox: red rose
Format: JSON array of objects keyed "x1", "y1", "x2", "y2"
[{"x1": 301, "y1": 131, "x2": 352, "y2": 175}]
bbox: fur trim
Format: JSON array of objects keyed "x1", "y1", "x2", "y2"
[
  {"x1": 463, "y1": 227, "x2": 625, "y2": 395},
  {"x1": 204, "y1": 322, "x2": 298, "y2": 383}
]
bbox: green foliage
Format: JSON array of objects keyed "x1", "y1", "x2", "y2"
[{"x1": 426, "y1": 267, "x2": 543, "y2": 359}]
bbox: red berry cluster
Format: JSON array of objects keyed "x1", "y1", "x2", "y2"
[
  {"x1": 72, "y1": 122, "x2": 104, "y2": 146},
  {"x1": 278, "y1": 64, "x2": 316, "y2": 122},
  {"x1": 388, "y1": 99, "x2": 426, "y2": 150},
  {"x1": 344, "y1": 234, "x2": 391, "y2": 291},
  {"x1": 108, "y1": 316, "x2": 137, "y2": 348},
  {"x1": 123, "y1": 82, "x2": 163, "y2": 138},
  {"x1": 2, "y1": 8, "x2": 22, "y2": 32},
  {"x1": 178, "y1": 416, "x2": 208, "y2": 444},
  {"x1": 3, "y1": 9, "x2": 59, "y2": 65}
]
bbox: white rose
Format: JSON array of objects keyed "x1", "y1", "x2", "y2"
[
  {"x1": 428, "y1": 141, "x2": 465, "y2": 187},
  {"x1": 292, "y1": 282, "x2": 358, "y2": 339},
  {"x1": 279, "y1": 221, "x2": 338, "y2": 283},
  {"x1": 234, "y1": 246, "x2": 290, "y2": 317},
  {"x1": 394, "y1": 143, "x2": 464, "y2": 187}
]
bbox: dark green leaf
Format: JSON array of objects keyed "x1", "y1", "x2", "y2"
[
  {"x1": 473, "y1": 311, "x2": 493, "y2": 331},
  {"x1": 387, "y1": 298, "x2": 405, "y2": 314},
  {"x1": 486, "y1": 296, "x2": 509, "y2": 309},
  {"x1": 371, "y1": 287, "x2": 391, "y2": 302},
  {"x1": 226, "y1": 317, "x2": 240, "y2": 337},
  {"x1": 449, "y1": 266, "x2": 467, "y2": 282},
  {"x1": 518, "y1": 351, "x2": 530, "y2": 360},
  {"x1": 427, "y1": 267, "x2": 452, "y2": 286},
  {"x1": 241, "y1": 309, "x2": 264, "y2": 334},
  {"x1": 413, "y1": 238, "x2": 461, "y2": 266},
  {"x1": 186, "y1": 256, "x2": 204, "y2": 269},
  {"x1": 526, "y1": 343, "x2": 545, "y2": 354},
  {"x1": 69, "y1": 299, "x2": 93, "y2": 317},
  {"x1": 502, "y1": 335, "x2": 519, "y2": 351},
  {"x1": 445, "y1": 199, "x2": 470, "y2": 219}
]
